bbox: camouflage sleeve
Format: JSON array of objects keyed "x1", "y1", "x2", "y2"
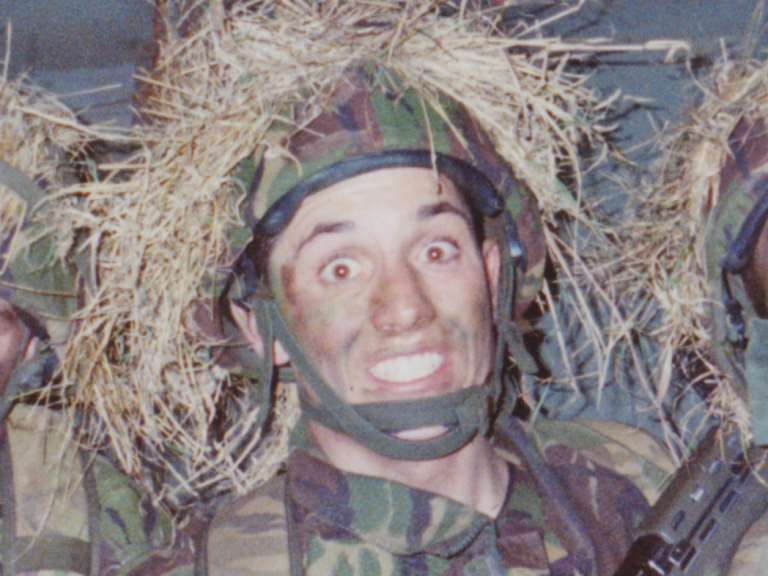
[
  {"x1": 91, "y1": 453, "x2": 199, "y2": 576},
  {"x1": 523, "y1": 418, "x2": 676, "y2": 575},
  {"x1": 727, "y1": 511, "x2": 768, "y2": 576},
  {"x1": 536, "y1": 419, "x2": 768, "y2": 576},
  {"x1": 205, "y1": 475, "x2": 290, "y2": 576},
  {"x1": 530, "y1": 418, "x2": 676, "y2": 506}
]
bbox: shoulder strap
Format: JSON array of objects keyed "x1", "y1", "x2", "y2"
[
  {"x1": 745, "y1": 317, "x2": 768, "y2": 444},
  {"x1": 493, "y1": 414, "x2": 598, "y2": 576},
  {"x1": 0, "y1": 422, "x2": 18, "y2": 576},
  {"x1": 80, "y1": 452, "x2": 101, "y2": 576},
  {"x1": 283, "y1": 475, "x2": 303, "y2": 576}
]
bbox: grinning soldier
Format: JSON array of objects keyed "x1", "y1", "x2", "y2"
[{"x1": 196, "y1": 63, "x2": 669, "y2": 576}]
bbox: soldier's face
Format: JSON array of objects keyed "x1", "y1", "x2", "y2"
[
  {"x1": 269, "y1": 167, "x2": 500, "y2": 406},
  {"x1": 0, "y1": 300, "x2": 27, "y2": 393}
]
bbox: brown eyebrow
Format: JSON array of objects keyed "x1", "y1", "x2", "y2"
[
  {"x1": 296, "y1": 221, "x2": 354, "y2": 255},
  {"x1": 294, "y1": 200, "x2": 471, "y2": 257},
  {"x1": 417, "y1": 201, "x2": 472, "y2": 227}
]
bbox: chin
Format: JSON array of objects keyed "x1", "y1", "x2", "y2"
[{"x1": 393, "y1": 425, "x2": 449, "y2": 441}]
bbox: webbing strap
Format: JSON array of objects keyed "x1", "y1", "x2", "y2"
[
  {"x1": 497, "y1": 317, "x2": 538, "y2": 375},
  {"x1": 80, "y1": 452, "x2": 100, "y2": 576},
  {"x1": 494, "y1": 414, "x2": 597, "y2": 576},
  {"x1": 11, "y1": 535, "x2": 91, "y2": 575},
  {"x1": 338, "y1": 387, "x2": 485, "y2": 430},
  {"x1": 284, "y1": 478, "x2": 304, "y2": 576},
  {"x1": 746, "y1": 317, "x2": 768, "y2": 445},
  {"x1": 0, "y1": 426, "x2": 16, "y2": 576},
  {"x1": 0, "y1": 160, "x2": 46, "y2": 206}
]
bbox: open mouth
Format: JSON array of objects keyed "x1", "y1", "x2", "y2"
[{"x1": 368, "y1": 352, "x2": 444, "y2": 383}]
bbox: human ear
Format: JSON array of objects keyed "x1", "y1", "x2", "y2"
[
  {"x1": 23, "y1": 336, "x2": 39, "y2": 362},
  {"x1": 229, "y1": 301, "x2": 291, "y2": 366},
  {"x1": 482, "y1": 239, "x2": 501, "y2": 312},
  {"x1": 273, "y1": 340, "x2": 290, "y2": 366}
]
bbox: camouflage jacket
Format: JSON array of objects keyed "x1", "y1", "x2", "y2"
[
  {"x1": 202, "y1": 417, "x2": 672, "y2": 576},
  {"x1": 0, "y1": 402, "x2": 188, "y2": 576}
]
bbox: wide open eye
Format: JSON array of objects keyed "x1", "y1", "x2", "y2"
[
  {"x1": 420, "y1": 240, "x2": 459, "y2": 263},
  {"x1": 320, "y1": 257, "x2": 362, "y2": 282}
]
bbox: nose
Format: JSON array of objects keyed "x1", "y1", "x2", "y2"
[{"x1": 370, "y1": 261, "x2": 436, "y2": 334}]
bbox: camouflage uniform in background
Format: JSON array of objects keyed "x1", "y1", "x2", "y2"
[
  {"x1": 0, "y1": 161, "x2": 192, "y2": 576},
  {"x1": 697, "y1": 115, "x2": 768, "y2": 576},
  {"x1": 204, "y1": 417, "x2": 673, "y2": 576}
]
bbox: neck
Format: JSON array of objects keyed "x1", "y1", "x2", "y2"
[{"x1": 308, "y1": 419, "x2": 509, "y2": 518}]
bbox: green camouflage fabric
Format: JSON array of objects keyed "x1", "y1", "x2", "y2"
[
  {"x1": 231, "y1": 63, "x2": 546, "y2": 320},
  {"x1": 0, "y1": 403, "x2": 191, "y2": 576},
  {"x1": 704, "y1": 115, "x2": 768, "y2": 443},
  {"x1": 202, "y1": 417, "x2": 669, "y2": 576},
  {"x1": 0, "y1": 161, "x2": 82, "y2": 351}
]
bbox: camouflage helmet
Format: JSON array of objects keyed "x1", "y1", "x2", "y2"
[
  {"x1": 226, "y1": 62, "x2": 546, "y2": 460},
  {"x1": 704, "y1": 115, "x2": 768, "y2": 445},
  {"x1": 0, "y1": 161, "x2": 75, "y2": 420}
]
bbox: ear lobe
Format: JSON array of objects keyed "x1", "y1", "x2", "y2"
[
  {"x1": 230, "y1": 301, "x2": 266, "y2": 358},
  {"x1": 274, "y1": 340, "x2": 290, "y2": 366},
  {"x1": 482, "y1": 239, "x2": 501, "y2": 312},
  {"x1": 229, "y1": 301, "x2": 292, "y2": 366},
  {"x1": 23, "y1": 337, "x2": 39, "y2": 362}
]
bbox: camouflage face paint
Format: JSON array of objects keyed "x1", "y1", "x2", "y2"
[{"x1": 268, "y1": 167, "x2": 499, "y2": 408}]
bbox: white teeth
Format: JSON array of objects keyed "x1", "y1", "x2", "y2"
[{"x1": 369, "y1": 353, "x2": 443, "y2": 383}]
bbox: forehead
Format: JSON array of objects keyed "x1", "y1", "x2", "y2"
[{"x1": 269, "y1": 166, "x2": 470, "y2": 255}]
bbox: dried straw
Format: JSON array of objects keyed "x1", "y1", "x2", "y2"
[{"x1": 49, "y1": 0, "x2": 688, "y2": 506}]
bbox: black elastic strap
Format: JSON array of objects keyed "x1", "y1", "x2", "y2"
[
  {"x1": 720, "y1": 177, "x2": 768, "y2": 348},
  {"x1": 0, "y1": 425, "x2": 16, "y2": 576},
  {"x1": 721, "y1": 176, "x2": 768, "y2": 274}
]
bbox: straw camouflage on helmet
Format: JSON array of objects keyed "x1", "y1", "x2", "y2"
[
  {"x1": 0, "y1": 165, "x2": 184, "y2": 576},
  {"x1": 705, "y1": 116, "x2": 768, "y2": 445},
  {"x1": 227, "y1": 63, "x2": 546, "y2": 461}
]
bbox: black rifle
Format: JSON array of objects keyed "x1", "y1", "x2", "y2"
[{"x1": 614, "y1": 426, "x2": 768, "y2": 576}]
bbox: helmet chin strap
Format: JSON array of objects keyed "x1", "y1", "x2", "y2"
[{"x1": 258, "y1": 298, "x2": 502, "y2": 461}]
